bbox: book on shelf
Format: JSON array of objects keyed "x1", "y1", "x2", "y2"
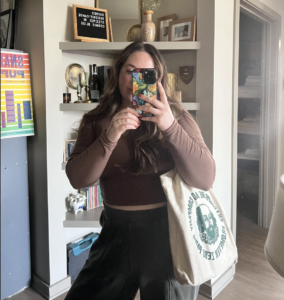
[{"x1": 78, "y1": 185, "x2": 103, "y2": 211}]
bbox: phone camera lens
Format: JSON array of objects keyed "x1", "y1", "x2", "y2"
[{"x1": 143, "y1": 70, "x2": 156, "y2": 84}]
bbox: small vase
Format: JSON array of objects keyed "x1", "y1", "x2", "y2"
[{"x1": 141, "y1": 10, "x2": 156, "y2": 42}]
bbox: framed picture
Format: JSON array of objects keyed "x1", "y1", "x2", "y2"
[
  {"x1": 108, "y1": 17, "x2": 113, "y2": 42},
  {"x1": 64, "y1": 140, "x2": 76, "y2": 163},
  {"x1": 1, "y1": 0, "x2": 19, "y2": 49},
  {"x1": 73, "y1": 4, "x2": 109, "y2": 42},
  {"x1": 1, "y1": 9, "x2": 13, "y2": 48},
  {"x1": 156, "y1": 14, "x2": 177, "y2": 42},
  {"x1": 168, "y1": 17, "x2": 196, "y2": 42}
]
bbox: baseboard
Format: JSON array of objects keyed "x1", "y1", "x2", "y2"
[
  {"x1": 32, "y1": 274, "x2": 71, "y2": 300},
  {"x1": 199, "y1": 265, "x2": 235, "y2": 299}
]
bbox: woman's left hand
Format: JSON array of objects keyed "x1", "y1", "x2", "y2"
[{"x1": 133, "y1": 80, "x2": 175, "y2": 132}]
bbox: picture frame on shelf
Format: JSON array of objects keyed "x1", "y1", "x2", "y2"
[
  {"x1": 1, "y1": 9, "x2": 13, "y2": 48},
  {"x1": 156, "y1": 14, "x2": 177, "y2": 42},
  {"x1": 73, "y1": 4, "x2": 109, "y2": 42},
  {"x1": 168, "y1": 16, "x2": 196, "y2": 42},
  {"x1": 63, "y1": 140, "x2": 76, "y2": 163}
]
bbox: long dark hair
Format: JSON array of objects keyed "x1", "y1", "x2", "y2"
[{"x1": 77, "y1": 42, "x2": 184, "y2": 175}]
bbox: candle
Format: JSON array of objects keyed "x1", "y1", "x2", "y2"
[
  {"x1": 85, "y1": 72, "x2": 89, "y2": 86},
  {"x1": 77, "y1": 84, "x2": 81, "y2": 92}
]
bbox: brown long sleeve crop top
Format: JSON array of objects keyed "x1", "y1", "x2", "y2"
[{"x1": 66, "y1": 109, "x2": 216, "y2": 206}]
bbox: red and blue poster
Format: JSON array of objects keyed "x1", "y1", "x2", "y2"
[{"x1": 1, "y1": 51, "x2": 35, "y2": 139}]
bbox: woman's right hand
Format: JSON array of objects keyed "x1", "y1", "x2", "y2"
[{"x1": 105, "y1": 107, "x2": 141, "y2": 142}]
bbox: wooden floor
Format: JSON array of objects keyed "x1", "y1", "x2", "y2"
[{"x1": 6, "y1": 213, "x2": 284, "y2": 300}]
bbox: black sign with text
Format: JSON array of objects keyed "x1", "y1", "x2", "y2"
[{"x1": 75, "y1": 7, "x2": 107, "y2": 40}]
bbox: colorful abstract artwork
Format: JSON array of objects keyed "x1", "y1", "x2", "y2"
[{"x1": 1, "y1": 51, "x2": 34, "y2": 139}]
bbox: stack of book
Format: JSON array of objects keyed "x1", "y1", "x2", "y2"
[
  {"x1": 78, "y1": 185, "x2": 103, "y2": 211},
  {"x1": 238, "y1": 76, "x2": 261, "y2": 98}
]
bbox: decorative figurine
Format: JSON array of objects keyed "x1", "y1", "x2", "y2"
[
  {"x1": 67, "y1": 193, "x2": 86, "y2": 214},
  {"x1": 74, "y1": 74, "x2": 83, "y2": 103}
]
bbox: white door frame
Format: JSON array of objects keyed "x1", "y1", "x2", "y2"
[{"x1": 232, "y1": 0, "x2": 281, "y2": 231}]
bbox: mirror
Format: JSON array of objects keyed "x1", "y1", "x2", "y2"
[{"x1": 99, "y1": 0, "x2": 142, "y2": 41}]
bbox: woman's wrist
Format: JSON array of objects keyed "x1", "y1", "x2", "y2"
[
  {"x1": 159, "y1": 116, "x2": 175, "y2": 132},
  {"x1": 105, "y1": 128, "x2": 118, "y2": 143}
]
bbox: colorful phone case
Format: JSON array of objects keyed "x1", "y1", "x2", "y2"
[{"x1": 132, "y1": 68, "x2": 157, "y2": 117}]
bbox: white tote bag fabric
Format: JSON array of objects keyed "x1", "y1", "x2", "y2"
[{"x1": 160, "y1": 169, "x2": 238, "y2": 286}]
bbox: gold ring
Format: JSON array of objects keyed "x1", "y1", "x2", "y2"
[{"x1": 117, "y1": 119, "x2": 121, "y2": 125}]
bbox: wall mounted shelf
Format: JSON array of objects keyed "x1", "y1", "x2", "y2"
[
  {"x1": 59, "y1": 41, "x2": 201, "y2": 58},
  {"x1": 60, "y1": 102, "x2": 200, "y2": 112},
  {"x1": 63, "y1": 207, "x2": 103, "y2": 228}
]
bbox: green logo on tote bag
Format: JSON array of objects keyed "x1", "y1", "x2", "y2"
[
  {"x1": 196, "y1": 204, "x2": 219, "y2": 245},
  {"x1": 187, "y1": 191, "x2": 227, "y2": 261}
]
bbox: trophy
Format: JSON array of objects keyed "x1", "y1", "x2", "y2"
[{"x1": 83, "y1": 72, "x2": 92, "y2": 103}]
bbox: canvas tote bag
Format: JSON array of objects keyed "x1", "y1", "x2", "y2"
[{"x1": 160, "y1": 169, "x2": 238, "y2": 286}]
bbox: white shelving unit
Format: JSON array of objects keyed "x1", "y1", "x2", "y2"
[
  {"x1": 60, "y1": 102, "x2": 200, "y2": 112},
  {"x1": 61, "y1": 41, "x2": 201, "y2": 228}
]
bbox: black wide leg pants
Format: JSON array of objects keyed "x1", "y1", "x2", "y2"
[{"x1": 65, "y1": 204, "x2": 200, "y2": 300}]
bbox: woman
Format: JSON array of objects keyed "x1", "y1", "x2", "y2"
[{"x1": 65, "y1": 42, "x2": 215, "y2": 300}]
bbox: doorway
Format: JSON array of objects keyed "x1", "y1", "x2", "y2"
[
  {"x1": 233, "y1": 0, "x2": 280, "y2": 230},
  {"x1": 237, "y1": 12, "x2": 262, "y2": 225}
]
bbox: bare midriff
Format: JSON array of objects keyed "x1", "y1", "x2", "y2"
[{"x1": 106, "y1": 202, "x2": 167, "y2": 211}]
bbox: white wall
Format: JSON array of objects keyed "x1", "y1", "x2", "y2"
[
  {"x1": 213, "y1": 0, "x2": 234, "y2": 219},
  {"x1": 258, "y1": 0, "x2": 284, "y2": 201}
]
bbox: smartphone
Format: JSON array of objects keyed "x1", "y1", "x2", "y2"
[{"x1": 132, "y1": 68, "x2": 158, "y2": 117}]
